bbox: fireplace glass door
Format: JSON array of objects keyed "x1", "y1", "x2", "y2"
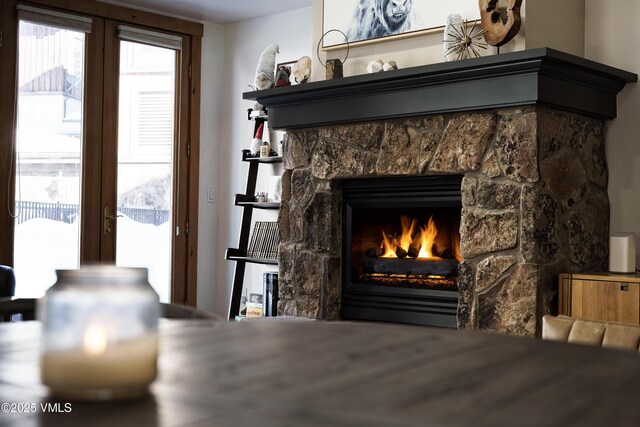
[{"x1": 341, "y1": 175, "x2": 463, "y2": 327}]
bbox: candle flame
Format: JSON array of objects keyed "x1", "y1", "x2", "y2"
[{"x1": 83, "y1": 323, "x2": 108, "y2": 356}]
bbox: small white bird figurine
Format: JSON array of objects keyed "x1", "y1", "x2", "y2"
[
  {"x1": 292, "y1": 56, "x2": 312, "y2": 84},
  {"x1": 254, "y1": 44, "x2": 279, "y2": 90}
]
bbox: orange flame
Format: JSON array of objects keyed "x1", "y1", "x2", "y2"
[
  {"x1": 399, "y1": 216, "x2": 416, "y2": 252},
  {"x1": 380, "y1": 232, "x2": 397, "y2": 258},
  {"x1": 379, "y1": 215, "x2": 439, "y2": 258},
  {"x1": 417, "y1": 215, "x2": 438, "y2": 258}
]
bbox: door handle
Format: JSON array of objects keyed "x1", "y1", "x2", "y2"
[{"x1": 104, "y1": 206, "x2": 123, "y2": 236}]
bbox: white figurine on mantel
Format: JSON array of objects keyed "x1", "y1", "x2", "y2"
[
  {"x1": 367, "y1": 59, "x2": 398, "y2": 73},
  {"x1": 254, "y1": 44, "x2": 279, "y2": 90},
  {"x1": 444, "y1": 14, "x2": 463, "y2": 62},
  {"x1": 292, "y1": 56, "x2": 312, "y2": 84}
]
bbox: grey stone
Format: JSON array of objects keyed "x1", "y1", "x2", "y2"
[
  {"x1": 319, "y1": 122, "x2": 384, "y2": 152},
  {"x1": 564, "y1": 187, "x2": 609, "y2": 270},
  {"x1": 541, "y1": 149, "x2": 587, "y2": 211},
  {"x1": 289, "y1": 204, "x2": 304, "y2": 243},
  {"x1": 304, "y1": 191, "x2": 341, "y2": 253},
  {"x1": 475, "y1": 179, "x2": 520, "y2": 209},
  {"x1": 294, "y1": 251, "x2": 323, "y2": 299},
  {"x1": 290, "y1": 168, "x2": 314, "y2": 209},
  {"x1": 521, "y1": 186, "x2": 559, "y2": 263},
  {"x1": 430, "y1": 114, "x2": 496, "y2": 172},
  {"x1": 456, "y1": 261, "x2": 475, "y2": 330},
  {"x1": 283, "y1": 130, "x2": 316, "y2": 170},
  {"x1": 278, "y1": 300, "x2": 297, "y2": 316},
  {"x1": 376, "y1": 122, "x2": 420, "y2": 175},
  {"x1": 581, "y1": 123, "x2": 607, "y2": 189},
  {"x1": 495, "y1": 113, "x2": 539, "y2": 182},
  {"x1": 278, "y1": 170, "x2": 292, "y2": 243},
  {"x1": 476, "y1": 255, "x2": 517, "y2": 293},
  {"x1": 481, "y1": 148, "x2": 502, "y2": 178},
  {"x1": 460, "y1": 208, "x2": 518, "y2": 259},
  {"x1": 278, "y1": 243, "x2": 297, "y2": 301},
  {"x1": 322, "y1": 256, "x2": 342, "y2": 320},
  {"x1": 404, "y1": 115, "x2": 445, "y2": 130},
  {"x1": 478, "y1": 264, "x2": 538, "y2": 336},
  {"x1": 538, "y1": 109, "x2": 582, "y2": 159},
  {"x1": 461, "y1": 176, "x2": 477, "y2": 207},
  {"x1": 311, "y1": 138, "x2": 377, "y2": 179},
  {"x1": 405, "y1": 116, "x2": 445, "y2": 174}
]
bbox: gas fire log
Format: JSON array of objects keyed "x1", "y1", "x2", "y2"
[{"x1": 363, "y1": 256, "x2": 459, "y2": 277}]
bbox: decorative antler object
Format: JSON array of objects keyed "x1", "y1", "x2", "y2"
[{"x1": 479, "y1": 0, "x2": 523, "y2": 47}]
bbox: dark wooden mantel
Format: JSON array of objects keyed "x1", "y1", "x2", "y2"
[{"x1": 244, "y1": 48, "x2": 636, "y2": 130}]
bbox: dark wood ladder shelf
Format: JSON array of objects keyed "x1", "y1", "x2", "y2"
[{"x1": 226, "y1": 116, "x2": 282, "y2": 320}]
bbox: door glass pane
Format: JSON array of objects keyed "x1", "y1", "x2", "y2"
[
  {"x1": 116, "y1": 41, "x2": 175, "y2": 303},
  {"x1": 13, "y1": 21, "x2": 85, "y2": 297}
]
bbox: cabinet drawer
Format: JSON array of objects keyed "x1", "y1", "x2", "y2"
[{"x1": 559, "y1": 275, "x2": 640, "y2": 324}]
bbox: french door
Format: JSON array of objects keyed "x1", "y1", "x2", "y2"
[{"x1": 0, "y1": 0, "x2": 201, "y2": 304}]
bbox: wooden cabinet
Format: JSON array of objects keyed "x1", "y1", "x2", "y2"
[{"x1": 559, "y1": 272, "x2": 640, "y2": 324}]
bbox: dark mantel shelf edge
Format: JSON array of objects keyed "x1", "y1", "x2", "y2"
[{"x1": 243, "y1": 48, "x2": 637, "y2": 130}]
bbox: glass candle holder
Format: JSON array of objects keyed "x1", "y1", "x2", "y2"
[{"x1": 39, "y1": 266, "x2": 159, "y2": 401}]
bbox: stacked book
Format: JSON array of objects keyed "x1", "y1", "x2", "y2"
[{"x1": 246, "y1": 221, "x2": 279, "y2": 259}]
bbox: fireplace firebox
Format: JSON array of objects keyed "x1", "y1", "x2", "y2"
[{"x1": 341, "y1": 175, "x2": 463, "y2": 327}]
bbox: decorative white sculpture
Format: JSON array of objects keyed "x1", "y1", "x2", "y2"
[
  {"x1": 254, "y1": 44, "x2": 279, "y2": 90},
  {"x1": 292, "y1": 56, "x2": 312, "y2": 84},
  {"x1": 443, "y1": 14, "x2": 464, "y2": 62}
]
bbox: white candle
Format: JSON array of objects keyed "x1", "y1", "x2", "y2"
[{"x1": 41, "y1": 334, "x2": 157, "y2": 399}]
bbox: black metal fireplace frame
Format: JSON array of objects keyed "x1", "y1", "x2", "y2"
[{"x1": 341, "y1": 175, "x2": 463, "y2": 328}]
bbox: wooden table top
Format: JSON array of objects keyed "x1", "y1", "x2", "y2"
[{"x1": 2, "y1": 319, "x2": 640, "y2": 427}]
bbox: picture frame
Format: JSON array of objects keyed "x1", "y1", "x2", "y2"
[
  {"x1": 322, "y1": 0, "x2": 481, "y2": 50},
  {"x1": 276, "y1": 60, "x2": 298, "y2": 85}
]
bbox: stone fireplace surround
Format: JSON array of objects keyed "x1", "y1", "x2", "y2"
[{"x1": 244, "y1": 48, "x2": 636, "y2": 336}]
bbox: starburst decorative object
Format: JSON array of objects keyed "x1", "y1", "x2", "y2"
[{"x1": 443, "y1": 16, "x2": 488, "y2": 62}]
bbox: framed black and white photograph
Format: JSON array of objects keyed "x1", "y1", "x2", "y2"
[{"x1": 322, "y1": 0, "x2": 480, "y2": 49}]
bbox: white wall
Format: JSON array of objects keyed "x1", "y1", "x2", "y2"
[
  {"x1": 213, "y1": 7, "x2": 312, "y2": 316},
  {"x1": 585, "y1": 0, "x2": 640, "y2": 267},
  {"x1": 197, "y1": 22, "x2": 225, "y2": 313}
]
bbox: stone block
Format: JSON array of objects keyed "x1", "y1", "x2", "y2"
[
  {"x1": 521, "y1": 186, "x2": 559, "y2": 263},
  {"x1": 476, "y1": 255, "x2": 517, "y2": 293},
  {"x1": 376, "y1": 122, "x2": 420, "y2": 175},
  {"x1": 319, "y1": 122, "x2": 384, "y2": 152},
  {"x1": 304, "y1": 191, "x2": 341, "y2": 253},
  {"x1": 312, "y1": 138, "x2": 377, "y2": 179},
  {"x1": 456, "y1": 261, "x2": 475, "y2": 330},
  {"x1": 460, "y1": 208, "x2": 518, "y2": 259},
  {"x1": 481, "y1": 148, "x2": 502, "y2": 178},
  {"x1": 430, "y1": 114, "x2": 496, "y2": 173},
  {"x1": 478, "y1": 264, "x2": 538, "y2": 336},
  {"x1": 541, "y1": 149, "x2": 587, "y2": 211},
  {"x1": 283, "y1": 130, "x2": 316, "y2": 170},
  {"x1": 461, "y1": 176, "x2": 477, "y2": 207},
  {"x1": 564, "y1": 187, "x2": 609, "y2": 270},
  {"x1": 495, "y1": 113, "x2": 539, "y2": 182},
  {"x1": 581, "y1": 122, "x2": 607, "y2": 189},
  {"x1": 475, "y1": 179, "x2": 520, "y2": 209}
]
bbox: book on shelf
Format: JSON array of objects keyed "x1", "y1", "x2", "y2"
[{"x1": 246, "y1": 221, "x2": 280, "y2": 259}]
